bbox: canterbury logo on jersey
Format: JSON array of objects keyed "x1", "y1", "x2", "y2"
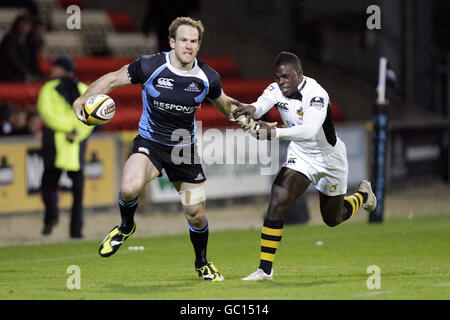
[
  {"x1": 153, "y1": 100, "x2": 196, "y2": 114},
  {"x1": 156, "y1": 77, "x2": 174, "y2": 89}
]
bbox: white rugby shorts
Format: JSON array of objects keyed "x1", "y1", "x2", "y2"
[{"x1": 282, "y1": 138, "x2": 348, "y2": 196}]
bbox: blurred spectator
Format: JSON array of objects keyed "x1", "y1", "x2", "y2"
[
  {"x1": 0, "y1": 106, "x2": 28, "y2": 135},
  {"x1": 0, "y1": 14, "x2": 41, "y2": 82},
  {"x1": 26, "y1": 16, "x2": 45, "y2": 81},
  {"x1": 38, "y1": 55, "x2": 94, "y2": 238},
  {"x1": 25, "y1": 109, "x2": 42, "y2": 137}
]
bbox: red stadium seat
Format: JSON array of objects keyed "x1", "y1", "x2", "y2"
[
  {"x1": 40, "y1": 57, "x2": 133, "y2": 83},
  {"x1": 107, "y1": 11, "x2": 135, "y2": 32},
  {"x1": 0, "y1": 83, "x2": 43, "y2": 109},
  {"x1": 199, "y1": 56, "x2": 240, "y2": 79}
]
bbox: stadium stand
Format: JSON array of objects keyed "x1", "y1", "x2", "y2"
[
  {"x1": 0, "y1": 8, "x2": 27, "y2": 32},
  {"x1": 105, "y1": 32, "x2": 158, "y2": 58},
  {"x1": 42, "y1": 31, "x2": 84, "y2": 56},
  {"x1": 106, "y1": 11, "x2": 135, "y2": 32},
  {"x1": 0, "y1": 2, "x2": 345, "y2": 132}
]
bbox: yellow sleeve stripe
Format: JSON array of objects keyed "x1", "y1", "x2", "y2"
[
  {"x1": 261, "y1": 239, "x2": 280, "y2": 249},
  {"x1": 262, "y1": 226, "x2": 283, "y2": 237}
]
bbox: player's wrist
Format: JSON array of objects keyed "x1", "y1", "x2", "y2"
[{"x1": 274, "y1": 128, "x2": 280, "y2": 139}]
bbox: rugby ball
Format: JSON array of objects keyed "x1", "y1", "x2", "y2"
[{"x1": 83, "y1": 94, "x2": 116, "y2": 125}]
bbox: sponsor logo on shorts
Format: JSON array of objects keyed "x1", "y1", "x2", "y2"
[
  {"x1": 329, "y1": 184, "x2": 337, "y2": 192},
  {"x1": 287, "y1": 157, "x2": 297, "y2": 164},
  {"x1": 194, "y1": 173, "x2": 204, "y2": 181},
  {"x1": 138, "y1": 147, "x2": 150, "y2": 155}
]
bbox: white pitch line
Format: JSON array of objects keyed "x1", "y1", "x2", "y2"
[
  {"x1": 0, "y1": 251, "x2": 132, "y2": 266},
  {"x1": 352, "y1": 290, "x2": 393, "y2": 298},
  {"x1": 431, "y1": 283, "x2": 450, "y2": 287}
]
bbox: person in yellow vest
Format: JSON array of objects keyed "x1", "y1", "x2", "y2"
[{"x1": 37, "y1": 55, "x2": 94, "y2": 238}]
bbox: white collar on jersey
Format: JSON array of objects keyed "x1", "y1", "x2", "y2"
[
  {"x1": 165, "y1": 51, "x2": 200, "y2": 76},
  {"x1": 297, "y1": 76, "x2": 307, "y2": 92}
]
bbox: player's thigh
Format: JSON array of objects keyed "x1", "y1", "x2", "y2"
[
  {"x1": 120, "y1": 153, "x2": 160, "y2": 199},
  {"x1": 267, "y1": 167, "x2": 311, "y2": 217},
  {"x1": 318, "y1": 192, "x2": 345, "y2": 223},
  {"x1": 172, "y1": 181, "x2": 206, "y2": 219}
]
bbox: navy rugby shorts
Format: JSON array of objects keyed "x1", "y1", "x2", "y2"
[{"x1": 131, "y1": 135, "x2": 206, "y2": 183}]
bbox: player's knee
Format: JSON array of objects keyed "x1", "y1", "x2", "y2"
[
  {"x1": 322, "y1": 215, "x2": 341, "y2": 227},
  {"x1": 267, "y1": 187, "x2": 291, "y2": 220},
  {"x1": 324, "y1": 219, "x2": 339, "y2": 227},
  {"x1": 120, "y1": 182, "x2": 141, "y2": 201},
  {"x1": 185, "y1": 205, "x2": 206, "y2": 228}
]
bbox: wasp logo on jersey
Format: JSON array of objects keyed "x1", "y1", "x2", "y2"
[
  {"x1": 296, "y1": 107, "x2": 304, "y2": 116},
  {"x1": 263, "y1": 84, "x2": 275, "y2": 95}
]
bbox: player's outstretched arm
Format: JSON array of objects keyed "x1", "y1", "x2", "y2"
[
  {"x1": 73, "y1": 64, "x2": 131, "y2": 123},
  {"x1": 210, "y1": 90, "x2": 256, "y2": 130}
]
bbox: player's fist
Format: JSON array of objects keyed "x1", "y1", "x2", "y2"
[
  {"x1": 231, "y1": 103, "x2": 256, "y2": 130},
  {"x1": 72, "y1": 96, "x2": 88, "y2": 124},
  {"x1": 251, "y1": 121, "x2": 277, "y2": 140}
]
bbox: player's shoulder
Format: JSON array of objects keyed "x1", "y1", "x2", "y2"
[
  {"x1": 262, "y1": 82, "x2": 282, "y2": 97},
  {"x1": 302, "y1": 76, "x2": 329, "y2": 110},
  {"x1": 303, "y1": 76, "x2": 329, "y2": 99},
  {"x1": 135, "y1": 52, "x2": 167, "y2": 68},
  {"x1": 128, "y1": 52, "x2": 167, "y2": 83},
  {"x1": 197, "y1": 58, "x2": 220, "y2": 82}
]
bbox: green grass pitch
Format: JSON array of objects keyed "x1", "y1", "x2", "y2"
[{"x1": 0, "y1": 215, "x2": 449, "y2": 300}]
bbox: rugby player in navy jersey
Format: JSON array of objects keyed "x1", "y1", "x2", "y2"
[{"x1": 72, "y1": 17, "x2": 251, "y2": 281}]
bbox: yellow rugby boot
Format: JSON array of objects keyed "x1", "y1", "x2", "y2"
[{"x1": 98, "y1": 223, "x2": 136, "y2": 257}]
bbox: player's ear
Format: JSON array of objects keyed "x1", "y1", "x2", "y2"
[{"x1": 169, "y1": 37, "x2": 176, "y2": 50}]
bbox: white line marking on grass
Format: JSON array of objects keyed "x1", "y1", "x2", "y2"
[
  {"x1": 431, "y1": 283, "x2": 450, "y2": 287},
  {"x1": 352, "y1": 290, "x2": 393, "y2": 298},
  {"x1": 0, "y1": 251, "x2": 132, "y2": 265}
]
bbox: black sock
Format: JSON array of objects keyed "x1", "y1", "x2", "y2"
[
  {"x1": 189, "y1": 220, "x2": 209, "y2": 269},
  {"x1": 259, "y1": 219, "x2": 284, "y2": 275},
  {"x1": 117, "y1": 193, "x2": 139, "y2": 234}
]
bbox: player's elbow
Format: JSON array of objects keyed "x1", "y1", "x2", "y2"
[
  {"x1": 104, "y1": 65, "x2": 130, "y2": 91},
  {"x1": 301, "y1": 126, "x2": 320, "y2": 140}
]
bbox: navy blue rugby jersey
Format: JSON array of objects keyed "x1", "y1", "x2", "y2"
[{"x1": 127, "y1": 52, "x2": 222, "y2": 146}]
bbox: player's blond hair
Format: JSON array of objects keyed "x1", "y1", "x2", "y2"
[{"x1": 168, "y1": 17, "x2": 205, "y2": 42}]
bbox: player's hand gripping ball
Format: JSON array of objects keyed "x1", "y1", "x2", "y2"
[{"x1": 83, "y1": 94, "x2": 116, "y2": 125}]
